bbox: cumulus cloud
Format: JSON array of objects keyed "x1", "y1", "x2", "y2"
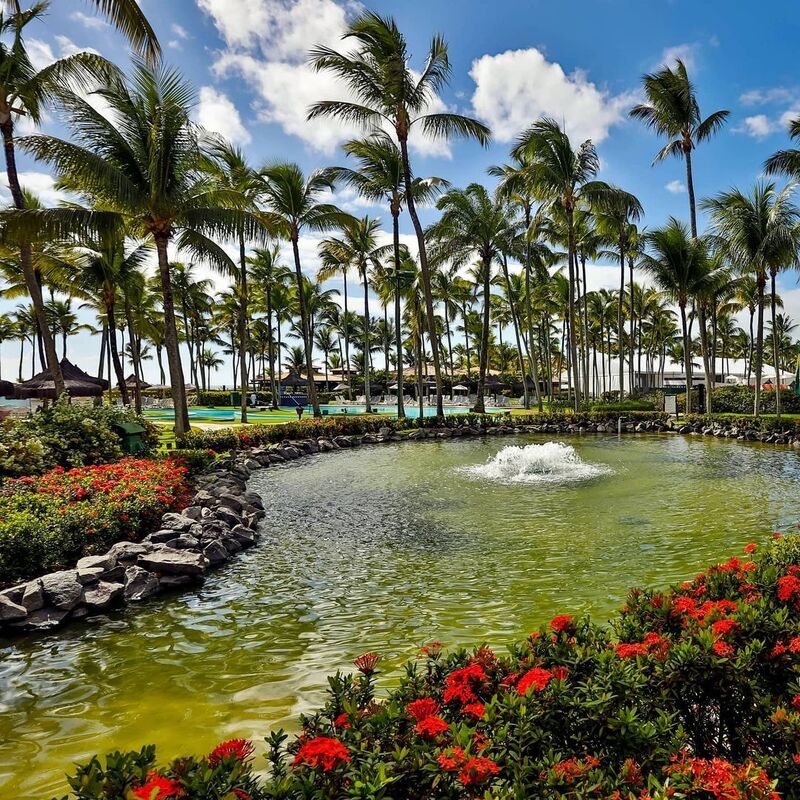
[
  {"x1": 739, "y1": 87, "x2": 797, "y2": 106},
  {"x1": 469, "y1": 47, "x2": 634, "y2": 144},
  {"x1": 665, "y1": 180, "x2": 686, "y2": 194},
  {"x1": 70, "y1": 11, "x2": 108, "y2": 30},
  {"x1": 26, "y1": 35, "x2": 100, "y2": 71},
  {"x1": 195, "y1": 86, "x2": 252, "y2": 145},
  {"x1": 656, "y1": 43, "x2": 698, "y2": 71},
  {"x1": 198, "y1": 0, "x2": 452, "y2": 157},
  {"x1": 0, "y1": 171, "x2": 68, "y2": 206},
  {"x1": 734, "y1": 109, "x2": 798, "y2": 139}
]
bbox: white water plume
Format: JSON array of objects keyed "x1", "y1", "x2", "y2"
[{"x1": 460, "y1": 442, "x2": 612, "y2": 484}]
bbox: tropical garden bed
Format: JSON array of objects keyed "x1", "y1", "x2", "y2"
[{"x1": 55, "y1": 535, "x2": 800, "y2": 800}]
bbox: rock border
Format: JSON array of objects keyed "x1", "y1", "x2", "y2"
[{"x1": 1, "y1": 415, "x2": 795, "y2": 636}]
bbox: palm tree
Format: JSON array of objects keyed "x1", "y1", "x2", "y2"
[
  {"x1": 319, "y1": 216, "x2": 381, "y2": 411},
  {"x1": 629, "y1": 59, "x2": 729, "y2": 237},
  {"x1": 257, "y1": 163, "x2": 346, "y2": 417},
  {"x1": 0, "y1": 312, "x2": 16, "y2": 380},
  {"x1": 639, "y1": 219, "x2": 714, "y2": 404},
  {"x1": 702, "y1": 183, "x2": 800, "y2": 417},
  {"x1": 248, "y1": 245, "x2": 290, "y2": 409},
  {"x1": 82, "y1": 0, "x2": 160, "y2": 63},
  {"x1": 0, "y1": 3, "x2": 112, "y2": 396},
  {"x1": 429, "y1": 184, "x2": 512, "y2": 413},
  {"x1": 13, "y1": 64, "x2": 260, "y2": 434},
  {"x1": 594, "y1": 188, "x2": 644, "y2": 397},
  {"x1": 309, "y1": 11, "x2": 491, "y2": 416},
  {"x1": 313, "y1": 325, "x2": 337, "y2": 390},
  {"x1": 512, "y1": 118, "x2": 610, "y2": 408}
]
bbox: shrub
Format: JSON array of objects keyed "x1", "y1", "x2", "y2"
[
  {"x1": 194, "y1": 390, "x2": 273, "y2": 407},
  {"x1": 0, "y1": 400, "x2": 159, "y2": 479},
  {"x1": 589, "y1": 400, "x2": 657, "y2": 412},
  {"x1": 0, "y1": 457, "x2": 188, "y2": 584},
  {"x1": 711, "y1": 386, "x2": 800, "y2": 415},
  {"x1": 58, "y1": 537, "x2": 800, "y2": 799}
]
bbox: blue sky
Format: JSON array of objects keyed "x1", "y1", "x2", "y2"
[{"x1": 3, "y1": 0, "x2": 800, "y2": 384}]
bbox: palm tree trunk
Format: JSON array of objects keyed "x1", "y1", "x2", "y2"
[
  {"x1": 581, "y1": 253, "x2": 590, "y2": 400},
  {"x1": 629, "y1": 257, "x2": 635, "y2": 393},
  {"x1": 680, "y1": 302, "x2": 691, "y2": 415},
  {"x1": 342, "y1": 268, "x2": 352, "y2": 400},
  {"x1": 754, "y1": 273, "x2": 766, "y2": 417},
  {"x1": 154, "y1": 234, "x2": 189, "y2": 434},
  {"x1": 566, "y1": 212, "x2": 582, "y2": 410},
  {"x1": 391, "y1": 208, "x2": 405, "y2": 419},
  {"x1": 290, "y1": 235, "x2": 320, "y2": 417},
  {"x1": 107, "y1": 303, "x2": 130, "y2": 406},
  {"x1": 685, "y1": 145, "x2": 698, "y2": 239},
  {"x1": 475, "y1": 255, "x2": 491, "y2": 414},
  {"x1": 771, "y1": 270, "x2": 781, "y2": 419},
  {"x1": 98, "y1": 322, "x2": 107, "y2": 379},
  {"x1": 618, "y1": 242, "x2": 625, "y2": 399},
  {"x1": 267, "y1": 294, "x2": 278, "y2": 409},
  {"x1": 698, "y1": 304, "x2": 713, "y2": 414},
  {"x1": 362, "y1": 269, "x2": 372, "y2": 414},
  {"x1": 747, "y1": 309, "x2": 754, "y2": 386},
  {"x1": 2, "y1": 122, "x2": 65, "y2": 397},
  {"x1": 399, "y1": 135, "x2": 443, "y2": 416},
  {"x1": 416, "y1": 330, "x2": 424, "y2": 418},
  {"x1": 124, "y1": 298, "x2": 142, "y2": 414},
  {"x1": 238, "y1": 235, "x2": 249, "y2": 424},
  {"x1": 17, "y1": 336, "x2": 23, "y2": 382}
]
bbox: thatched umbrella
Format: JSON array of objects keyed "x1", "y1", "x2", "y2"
[
  {"x1": 0, "y1": 379, "x2": 17, "y2": 398},
  {"x1": 280, "y1": 372, "x2": 308, "y2": 391},
  {"x1": 125, "y1": 373, "x2": 152, "y2": 390},
  {"x1": 14, "y1": 358, "x2": 109, "y2": 399}
]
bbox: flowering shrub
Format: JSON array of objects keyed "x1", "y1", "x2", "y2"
[
  {"x1": 0, "y1": 400, "x2": 159, "y2": 478},
  {"x1": 0, "y1": 457, "x2": 188, "y2": 583},
  {"x1": 56, "y1": 536, "x2": 800, "y2": 799}
]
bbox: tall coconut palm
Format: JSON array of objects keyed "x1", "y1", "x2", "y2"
[
  {"x1": 702, "y1": 183, "x2": 800, "y2": 417},
  {"x1": 429, "y1": 184, "x2": 513, "y2": 413},
  {"x1": 319, "y1": 216, "x2": 382, "y2": 412},
  {"x1": 512, "y1": 118, "x2": 611, "y2": 409},
  {"x1": 639, "y1": 219, "x2": 715, "y2": 404},
  {"x1": 81, "y1": 0, "x2": 160, "y2": 64},
  {"x1": 309, "y1": 11, "x2": 491, "y2": 416},
  {"x1": 257, "y1": 163, "x2": 346, "y2": 417},
  {"x1": 594, "y1": 188, "x2": 643, "y2": 397},
  {"x1": 12, "y1": 64, "x2": 261, "y2": 434},
  {"x1": 0, "y1": 3, "x2": 112, "y2": 396},
  {"x1": 629, "y1": 59, "x2": 729, "y2": 237}
]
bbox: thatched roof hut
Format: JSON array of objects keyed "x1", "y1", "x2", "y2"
[{"x1": 14, "y1": 359, "x2": 109, "y2": 399}]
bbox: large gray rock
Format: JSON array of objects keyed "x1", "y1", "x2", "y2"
[
  {"x1": 77, "y1": 566, "x2": 105, "y2": 586},
  {"x1": 21, "y1": 607, "x2": 69, "y2": 630},
  {"x1": 0, "y1": 595, "x2": 27, "y2": 622},
  {"x1": 41, "y1": 571, "x2": 83, "y2": 610},
  {"x1": 123, "y1": 566, "x2": 159, "y2": 602},
  {"x1": 202, "y1": 540, "x2": 229, "y2": 566},
  {"x1": 160, "y1": 513, "x2": 200, "y2": 532},
  {"x1": 76, "y1": 554, "x2": 117, "y2": 572},
  {"x1": 165, "y1": 534, "x2": 200, "y2": 550},
  {"x1": 82, "y1": 581, "x2": 124, "y2": 610},
  {"x1": 213, "y1": 507, "x2": 242, "y2": 529},
  {"x1": 138, "y1": 549, "x2": 208, "y2": 576},
  {"x1": 20, "y1": 580, "x2": 44, "y2": 612},
  {"x1": 108, "y1": 541, "x2": 150, "y2": 561}
]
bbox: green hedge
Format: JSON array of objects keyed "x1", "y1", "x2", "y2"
[
  {"x1": 710, "y1": 386, "x2": 800, "y2": 415},
  {"x1": 194, "y1": 390, "x2": 273, "y2": 407},
  {"x1": 686, "y1": 414, "x2": 800, "y2": 434},
  {"x1": 589, "y1": 400, "x2": 656, "y2": 412}
]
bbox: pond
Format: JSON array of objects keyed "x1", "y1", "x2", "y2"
[{"x1": 2, "y1": 434, "x2": 799, "y2": 798}]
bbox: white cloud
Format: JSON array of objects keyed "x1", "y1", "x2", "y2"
[
  {"x1": 469, "y1": 47, "x2": 634, "y2": 144},
  {"x1": 200, "y1": 0, "x2": 452, "y2": 157},
  {"x1": 0, "y1": 171, "x2": 68, "y2": 207},
  {"x1": 168, "y1": 40, "x2": 182, "y2": 50},
  {"x1": 665, "y1": 180, "x2": 686, "y2": 194},
  {"x1": 737, "y1": 114, "x2": 776, "y2": 139},
  {"x1": 657, "y1": 43, "x2": 697, "y2": 72},
  {"x1": 26, "y1": 35, "x2": 100, "y2": 71},
  {"x1": 70, "y1": 11, "x2": 108, "y2": 30},
  {"x1": 172, "y1": 23, "x2": 190, "y2": 40},
  {"x1": 739, "y1": 87, "x2": 797, "y2": 107},
  {"x1": 195, "y1": 86, "x2": 252, "y2": 145}
]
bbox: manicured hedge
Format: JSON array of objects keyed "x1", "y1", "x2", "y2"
[
  {"x1": 590, "y1": 400, "x2": 657, "y2": 412},
  {"x1": 194, "y1": 390, "x2": 274, "y2": 407},
  {"x1": 711, "y1": 386, "x2": 800, "y2": 415},
  {"x1": 56, "y1": 535, "x2": 800, "y2": 799},
  {"x1": 686, "y1": 414, "x2": 800, "y2": 434},
  {"x1": 0, "y1": 457, "x2": 190, "y2": 584}
]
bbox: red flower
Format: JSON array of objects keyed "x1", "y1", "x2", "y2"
[
  {"x1": 443, "y1": 664, "x2": 486, "y2": 705},
  {"x1": 712, "y1": 640, "x2": 735, "y2": 658},
  {"x1": 777, "y1": 574, "x2": 800, "y2": 602},
  {"x1": 743, "y1": 543, "x2": 757, "y2": 554},
  {"x1": 552, "y1": 756, "x2": 601, "y2": 783},
  {"x1": 293, "y1": 737, "x2": 350, "y2": 771},
  {"x1": 550, "y1": 614, "x2": 574, "y2": 634},
  {"x1": 333, "y1": 712, "x2": 351, "y2": 729},
  {"x1": 789, "y1": 636, "x2": 800, "y2": 653},
  {"x1": 791, "y1": 694, "x2": 800, "y2": 710},
  {"x1": 616, "y1": 642, "x2": 648, "y2": 658},
  {"x1": 458, "y1": 756, "x2": 499, "y2": 787},
  {"x1": 516, "y1": 666, "x2": 553, "y2": 694},
  {"x1": 420, "y1": 641, "x2": 443, "y2": 658},
  {"x1": 405, "y1": 698, "x2": 440, "y2": 721},
  {"x1": 552, "y1": 666, "x2": 569, "y2": 681},
  {"x1": 132, "y1": 774, "x2": 183, "y2": 800},
  {"x1": 438, "y1": 746, "x2": 468, "y2": 772},
  {"x1": 462, "y1": 702, "x2": 485, "y2": 719},
  {"x1": 415, "y1": 715, "x2": 450, "y2": 739},
  {"x1": 710, "y1": 619, "x2": 739, "y2": 638},
  {"x1": 353, "y1": 652, "x2": 381, "y2": 675},
  {"x1": 207, "y1": 739, "x2": 254, "y2": 767}
]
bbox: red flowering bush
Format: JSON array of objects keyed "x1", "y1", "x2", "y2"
[
  {"x1": 0, "y1": 457, "x2": 189, "y2": 583},
  {"x1": 58, "y1": 535, "x2": 800, "y2": 799}
]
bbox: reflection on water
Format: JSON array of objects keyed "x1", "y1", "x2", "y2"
[{"x1": 1, "y1": 435, "x2": 799, "y2": 799}]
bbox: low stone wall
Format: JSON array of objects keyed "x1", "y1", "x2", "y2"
[{"x1": 1, "y1": 415, "x2": 794, "y2": 637}]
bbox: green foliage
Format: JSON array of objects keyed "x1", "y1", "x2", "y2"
[
  {"x1": 711, "y1": 386, "x2": 800, "y2": 415},
  {"x1": 589, "y1": 400, "x2": 657, "y2": 412},
  {"x1": 59, "y1": 537, "x2": 800, "y2": 798},
  {"x1": 194, "y1": 390, "x2": 273, "y2": 407},
  {"x1": 0, "y1": 400, "x2": 159, "y2": 479}
]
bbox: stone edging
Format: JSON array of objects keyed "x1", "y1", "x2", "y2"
[{"x1": 0, "y1": 416, "x2": 794, "y2": 636}]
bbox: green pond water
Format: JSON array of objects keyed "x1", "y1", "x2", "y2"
[{"x1": 2, "y1": 434, "x2": 800, "y2": 798}]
